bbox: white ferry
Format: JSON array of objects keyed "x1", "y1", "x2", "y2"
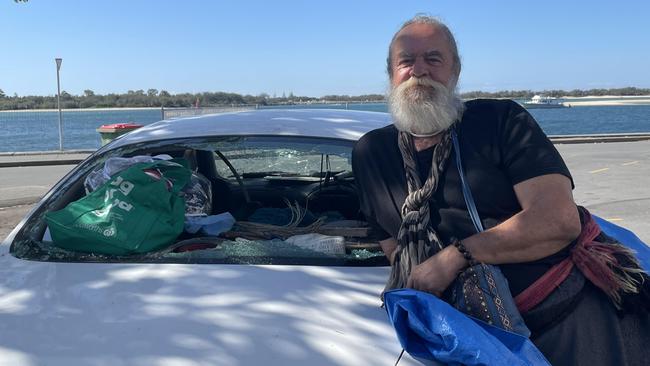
[{"x1": 522, "y1": 95, "x2": 569, "y2": 109}]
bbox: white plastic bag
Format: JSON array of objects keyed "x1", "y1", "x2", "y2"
[
  {"x1": 181, "y1": 172, "x2": 212, "y2": 216},
  {"x1": 284, "y1": 233, "x2": 346, "y2": 255},
  {"x1": 84, "y1": 154, "x2": 172, "y2": 193}
]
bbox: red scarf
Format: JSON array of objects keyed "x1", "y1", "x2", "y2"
[{"x1": 515, "y1": 209, "x2": 642, "y2": 313}]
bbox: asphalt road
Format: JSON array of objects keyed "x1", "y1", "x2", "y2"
[
  {"x1": 0, "y1": 164, "x2": 76, "y2": 206},
  {"x1": 556, "y1": 140, "x2": 650, "y2": 243},
  {"x1": 0, "y1": 164, "x2": 76, "y2": 240},
  {"x1": 1, "y1": 141, "x2": 648, "y2": 243}
]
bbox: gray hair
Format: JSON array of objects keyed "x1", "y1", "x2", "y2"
[{"x1": 387, "y1": 14, "x2": 461, "y2": 80}]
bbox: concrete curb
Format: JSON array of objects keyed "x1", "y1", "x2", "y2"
[
  {"x1": 549, "y1": 133, "x2": 650, "y2": 144},
  {"x1": 0, "y1": 196, "x2": 43, "y2": 208},
  {"x1": 0, "y1": 149, "x2": 94, "y2": 156},
  {"x1": 0, "y1": 159, "x2": 86, "y2": 168},
  {"x1": 0, "y1": 159, "x2": 84, "y2": 168},
  {"x1": 0, "y1": 150, "x2": 93, "y2": 168}
]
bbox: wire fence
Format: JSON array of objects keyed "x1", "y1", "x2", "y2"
[
  {"x1": 0, "y1": 108, "x2": 164, "y2": 153},
  {"x1": 0, "y1": 105, "x2": 268, "y2": 153},
  {"x1": 0, "y1": 103, "x2": 391, "y2": 153},
  {"x1": 162, "y1": 105, "x2": 258, "y2": 119}
]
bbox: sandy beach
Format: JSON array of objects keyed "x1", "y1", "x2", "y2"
[{"x1": 562, "y1": 95, "x2": 650, "y2": 106}]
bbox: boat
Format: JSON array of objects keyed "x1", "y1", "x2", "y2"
[{"x1": 522, "y1": 95, "x2": 569, "y2": 109}]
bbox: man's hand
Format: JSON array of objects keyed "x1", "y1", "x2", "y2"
[
  {"x1": 379, "y1": 238, "x2": 398, "y2": 265},
  {"x1": 406, "y1": 245, "x2": 467, "y2": 296}
]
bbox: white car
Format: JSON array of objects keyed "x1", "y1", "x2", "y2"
[{"x1": 0, "y1": 109, "x2": 423, "y2": 366}]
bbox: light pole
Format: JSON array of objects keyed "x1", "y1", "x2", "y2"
[{"x1": 55, "y1": 57, "x2": 63, "y2": 150}]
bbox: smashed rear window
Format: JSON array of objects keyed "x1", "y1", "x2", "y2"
[{"x1": 11, "y1": 136, "x2": 388, "y2": 266}]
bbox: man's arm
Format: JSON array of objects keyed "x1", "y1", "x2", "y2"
[
  {"x1": 407, "y1": 173, "x2": 581, "y2": 295},
  {"x1": 464, "y1": 173, "x2": 581, "y2": 264}
]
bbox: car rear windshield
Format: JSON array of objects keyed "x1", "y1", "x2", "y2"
[{"x1": 11, "y1": 136, "x2": 388, "y2": 266}]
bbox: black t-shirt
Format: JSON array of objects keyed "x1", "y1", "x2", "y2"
[{"x1": 352, "y1": 99, "x2": 574, "y2": 295}]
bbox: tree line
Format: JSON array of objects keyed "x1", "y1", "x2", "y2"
[
  {"x1": 460, "y1": 87, "x2": 650, "y2": 99},
  {"x1": 0, "y1": 89, "x2": 385, "y2": 110},
  {"x1": 0, "y1": 87, "x2": 649, "y2": 110}
]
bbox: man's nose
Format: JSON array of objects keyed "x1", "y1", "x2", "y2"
[{"x1": 410, "y1": 57, "x2": 428, "y2": 78}]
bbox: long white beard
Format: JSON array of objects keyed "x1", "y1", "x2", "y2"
[{"x1": 388, "y1": 77, "x2": 464, "y2": 136}]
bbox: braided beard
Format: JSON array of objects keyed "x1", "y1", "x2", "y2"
[{"x1": 388, "y1": 77, "x2": 464, "y2": 137}]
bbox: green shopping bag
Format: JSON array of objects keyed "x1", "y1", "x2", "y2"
[{"x1": 46, "y1": 159, "x2": 191, "y2": 256}]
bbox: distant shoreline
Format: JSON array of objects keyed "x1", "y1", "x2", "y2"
[
  {"x1": 494, "y1": 95, "x2": 650, "y2": 107},
  {"x1": 561, "y1": 95, "x2": 650, "y2": 106},
  {"x1": 565, "y1": 95, "x2": 650, "y2": 99},
  {"x1": 2, "y1": 95, "x2": 650, "y2": 112}
]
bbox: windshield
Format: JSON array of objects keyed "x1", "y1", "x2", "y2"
[
  {"x1": 214, "y1": 137, "x2": 352, "y2": 179},
  {"x1": 11, "y1": 136, "x2": 387, "y2": 266}
]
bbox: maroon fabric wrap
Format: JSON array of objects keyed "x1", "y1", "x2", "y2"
[
  {"x1": 515, "y1": 257, "x2": 575, "y2": 313},
  {"x1": 515, "y1": 210, "x2": 628, "y2": 313}
]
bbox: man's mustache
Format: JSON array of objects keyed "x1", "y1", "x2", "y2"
[{"x1": 401, "y1": 76, "x2": 441, "y2": 89}]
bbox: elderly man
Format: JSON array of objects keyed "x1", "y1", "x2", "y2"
[{"x1": 352, "y1": 15, "x2": 649, "y2": 365}]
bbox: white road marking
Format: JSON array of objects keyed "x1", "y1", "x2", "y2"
[
  {"x1": 604, "y1": 217, "x2": 624, "y2": 222},
  {"x1": 622, "y1": 161, "x2": 639, "y2": 166}
]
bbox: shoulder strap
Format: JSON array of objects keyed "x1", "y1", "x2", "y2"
[{"x1": 451, "y1": 129, "x2": 484, "y2": 233}]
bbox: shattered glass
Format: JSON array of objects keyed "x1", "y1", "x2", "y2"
[
  {"x1": 161, "y1": 238, "x2": 384, "y2": 263},
  {"x1": 213, "y1": 138, "x2": 352, "y2": 178}
]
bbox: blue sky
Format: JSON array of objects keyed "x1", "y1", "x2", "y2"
[{"x1": 1, "y1": 0, "x2": 649, "y2": 97}]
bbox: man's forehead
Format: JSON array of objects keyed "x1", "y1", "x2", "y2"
[
  {"x1": 396, "y1": 49, "x2": 444, "y2": 58},
  {"x1": 392, "y1": 24, "x2": 449, "y2": 52}
]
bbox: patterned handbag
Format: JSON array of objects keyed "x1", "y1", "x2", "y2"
[{"x1": 446, "y1": 263, "x2": 530, "y2": 336}]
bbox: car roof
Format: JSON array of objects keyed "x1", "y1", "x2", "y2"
[{"x1": 109, "y1": 108, "x2": 393, "y2": 149}]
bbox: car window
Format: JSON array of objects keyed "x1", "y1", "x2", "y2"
[
  {"x1": 11, "y1": 136, "x2": 388, "y2": 266},
  {"x1": 214, "y1": 138, "x2": 352, "y2": 179}
]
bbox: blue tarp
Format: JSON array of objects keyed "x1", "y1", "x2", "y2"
[
  {"x1": 384, "y1": 289, "x2": 550, "y2": 366},
  {"x1": 384, "y1": 217, "x2": 649, "y2": 365}
]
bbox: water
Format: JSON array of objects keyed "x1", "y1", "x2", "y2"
[
  {"x1": 526, "y1": 105, "x2": 650, "y2": 136},
  {"x1": 0, "y1": 109, "x2": 162, "y2": 152},
  {"x1": 1, "y1": 103, "x2": 649, "y2": 152},
  {"x1": 338, "y1": 103, "x2": 650, "y2": 136}
]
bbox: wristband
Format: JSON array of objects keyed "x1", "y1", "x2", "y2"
[{"x1": 453, "y1": 239, "x2": 478, "y2": 266}]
